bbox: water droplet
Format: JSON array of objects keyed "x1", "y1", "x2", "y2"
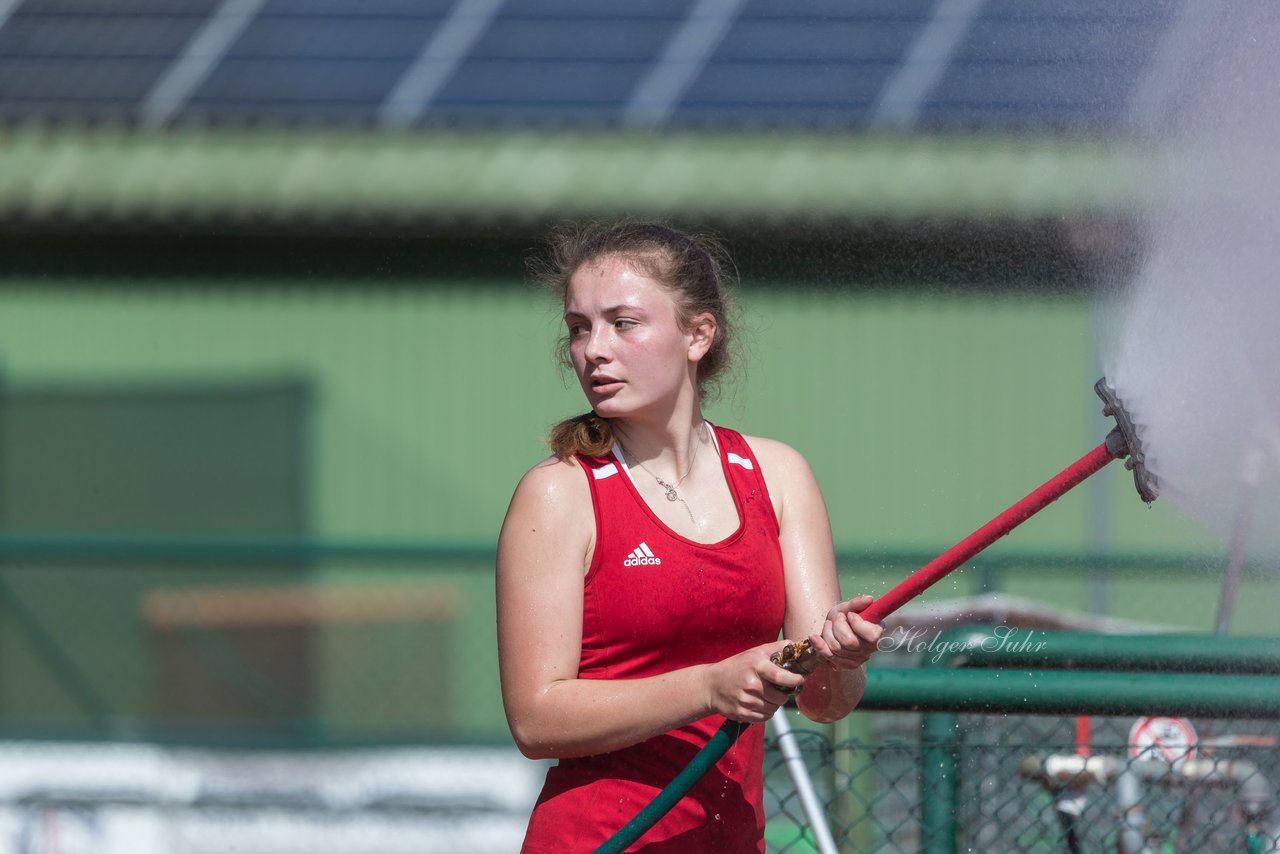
[{"x1": 713, "y1": 813, "x2": 721, "y2": 821}]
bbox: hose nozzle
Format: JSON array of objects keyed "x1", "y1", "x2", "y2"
[{"x1": 1095, "y1": 377, "x2": 1159, "y2": 504}]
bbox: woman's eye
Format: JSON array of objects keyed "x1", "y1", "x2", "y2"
[
  {"x1": 615, "y1": 319, "x2": 637, "y2": 330},
  {"x1": 567, "y1": 323, "x2": 587, "y2": 336}
]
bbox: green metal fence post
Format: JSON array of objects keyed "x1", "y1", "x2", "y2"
[
  {"x1": 833, "y1": 711, "x2": 871, "y2": 852},
  {"x1": 920, "y1": 712, "x2": 959, "y2": 854}
]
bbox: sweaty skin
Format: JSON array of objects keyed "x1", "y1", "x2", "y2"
[{"x1": 498, "y1": 254, "x2": 880, "y2": 760}]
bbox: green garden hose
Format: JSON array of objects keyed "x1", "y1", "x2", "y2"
[{"x1": 592, "y1": 719, "x2": 747, "y2": 854}]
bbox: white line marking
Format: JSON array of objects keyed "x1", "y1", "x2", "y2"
[
  {"x1": 869, "y1": 0, "x2": 988, "y2": 128},
  {"x1": 140, "y1": 0, "x2": 268, "y2": 127},
  {"x1": 379, "y1": 0, "x2": 506, "y2": 129},
  {"x1": 0, "y1": 0, "x2": 26, "y2": 35},
  {"x1": 623, "y1": 0, "x2": 746, "y2": 129}
]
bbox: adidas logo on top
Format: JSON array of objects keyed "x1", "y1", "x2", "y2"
[{"x1": 623, "y1": 542, "x2": 662, "y2": 567}]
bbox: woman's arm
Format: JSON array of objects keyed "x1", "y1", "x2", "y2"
[
  {"x1": 496, "y1": 458, "x2": 804, "y2": 760},
  {"x1": 747, "y1": 437, "x2": 882, "y2": 724}
]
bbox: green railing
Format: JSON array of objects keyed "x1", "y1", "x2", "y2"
[
  {"x1": 0, "y1": 532, "x2": 1239, "y2": 573},
  {"x1": 763, "y1": 630, "x2": 1280, "y2": 854},
  {"x1": 0, "y1": 534, "x2": 1270, "y2": 746},
  {"x1": 1, "y1": 537, "x2": 1278, "y2": 850}
]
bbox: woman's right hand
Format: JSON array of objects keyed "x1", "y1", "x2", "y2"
[{"x1": 705, "y1": 641, "x2": 806, "y2": 724}]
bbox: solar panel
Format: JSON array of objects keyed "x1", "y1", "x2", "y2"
[
  {"x1": 186, "y1": 1, "x2": 447, "y2": 125},
  {"x1": 0, "y1": 0, "x2": 1188, "y2": 131},
  {"x1": 0, "y1": 0, "x2": 221, "y2": 121},
  {"x1": 925, "y1": 1, "x2": 1176, "y2": 129},
  {"x1": 431, "y1": 7, "x2": 678, "y2": 127}
]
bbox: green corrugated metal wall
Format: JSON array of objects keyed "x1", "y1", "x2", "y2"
[
  {"x1": 0, "y1": 281, "x2": 1216, "y2": 555},
  {"x1": 3, "y1": 280, "x2": 1274, "y2": 742}
]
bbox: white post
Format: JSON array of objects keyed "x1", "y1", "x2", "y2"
[{"x1": 770, "y1": 707, "x2": 839, "y2": 854}]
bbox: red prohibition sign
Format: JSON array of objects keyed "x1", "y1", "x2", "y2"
[{"x1": 1128, "y1": 716, "x2": 1198, "y2": 765}]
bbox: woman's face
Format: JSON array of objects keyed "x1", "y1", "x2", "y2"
[{"x1": 564, "y1": 254, "x2": 698, "y2": 421}]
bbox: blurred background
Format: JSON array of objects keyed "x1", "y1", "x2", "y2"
[{"x1": 0, "y1": 1, "x2": 1275, "y2": 851}]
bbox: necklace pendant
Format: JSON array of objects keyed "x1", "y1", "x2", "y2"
[{"x1": 663, "y1": 485, "x2": 679, "y2": 501}]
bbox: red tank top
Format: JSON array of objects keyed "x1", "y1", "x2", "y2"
[{"x1": 520, "y1": 424, "x2": 787, "y2": 854}]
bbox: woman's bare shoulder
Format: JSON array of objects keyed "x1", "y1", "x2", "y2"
[
  {"x1": 504, "y1": 455, "x2": 595, "y2": 531},
  {"x1": 499, "y1": 454, "x2": 596, "y2": 574},
  {"x1": 741, "y1": 434, "x2": 811, "y2": 472},
  {"x1": 514, "y1": 454, "x2": 590, "y2": 497},
  {"x1": 739, "y1": 434, "x2": 824, "y2": 515}
]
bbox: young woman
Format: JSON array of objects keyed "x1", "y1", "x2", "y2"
[{"x1": 496, "y1": 221, "x2": 881, "y2": 852}]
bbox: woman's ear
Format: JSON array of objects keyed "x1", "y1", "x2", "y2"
[{"x1": 687, "y1": 313, "x2": 717, "y2": 362}]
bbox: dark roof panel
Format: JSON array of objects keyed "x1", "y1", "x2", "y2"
[
  {"x1": 0, "y1": 0, "x2": 1184, "y2": 131},
  {"x1": 739, "y1": 0, "x2": 940, "y2": 20},
  {"x1": 471, "y1": 18, "x2": 676, "y2": 62},
  {"x1": 435, "y1": 61, "x2": 650, "y2": 109}
]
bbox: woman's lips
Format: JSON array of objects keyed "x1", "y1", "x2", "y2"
[{"x1": 590, "y1": 376, "x2": 623, "y2": 394}]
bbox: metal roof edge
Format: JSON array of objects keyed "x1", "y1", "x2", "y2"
[{"x1": 0, "y1": 127, "x2": 1159, "y2": 226}]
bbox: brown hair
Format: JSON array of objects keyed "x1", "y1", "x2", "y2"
[{"x1": 529, "y1": 220, "x2": 739, "y2": 460}]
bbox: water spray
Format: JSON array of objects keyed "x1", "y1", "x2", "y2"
[{"x1": 593, "y1": 377, "x2": 1159, "y2": 854}]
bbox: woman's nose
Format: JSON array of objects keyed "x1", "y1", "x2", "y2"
[{"x1": 584, "y1": 326, "x2": 611, "y2": 362}]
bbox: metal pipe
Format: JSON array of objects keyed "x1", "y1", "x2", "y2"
[
  {"x1": 923, "y1": 628, "x2": 1280, "y2": 853},
  {"x1": 770, "y1": 708, "x2": 838, "y2": 854},
  {"x1": 858, "y1": 669, "x2": 1280, "y2": 718},
  {"x1": 1022, "y1": 750, "x2": 1273, "y2": 853},
  {"x1": 1024, "y1": 753, "x2": 1270, "y2": 791},
  {"x1": 923, "y1": 628, "x2": 1280, "y2": 674},
  {"x1": 1114, "y1": 762, "x2": 1150, "y2": 854}
]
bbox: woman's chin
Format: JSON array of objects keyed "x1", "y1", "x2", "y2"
[
  {"x1": 589, "y1": 400, "x2": 625, "y2": 419},
  {"x1": 589, "y1": 394, "x2": 647, "y2": 420}
]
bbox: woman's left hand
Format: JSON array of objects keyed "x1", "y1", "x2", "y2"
[{"x1": 808, "y1": 595, "x2": 882, "y2": 671}]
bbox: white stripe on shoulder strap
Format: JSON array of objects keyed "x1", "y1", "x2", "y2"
[
  {"x1": 727, "y1": 452, "x2": 754, "y2": 470},
  {"x1": 593, "y1": 462, "x2": 619, "y2": 480}
]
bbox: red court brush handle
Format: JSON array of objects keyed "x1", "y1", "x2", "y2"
[
  {"x1": 593, "y1": 440, "x2": 1119, "y2": 854},
  {"x1": 858, "y1": 440, "x2": 1118, "y2": 625}
]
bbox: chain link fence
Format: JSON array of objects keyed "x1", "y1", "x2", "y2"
[
  {"x1": 0, "y1": 698, "x2": 1277, "y2": 852},
  {"x1": 763, "y1": 711, "x2": 1280, "y2": 854},
  {"x1": 2, "y1": 537, "x2": 1279, "y2": 853}
]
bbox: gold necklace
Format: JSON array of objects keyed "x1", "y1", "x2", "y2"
[{"x1": 620, "y1": 423, "x2": 706, "y2": 524}]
